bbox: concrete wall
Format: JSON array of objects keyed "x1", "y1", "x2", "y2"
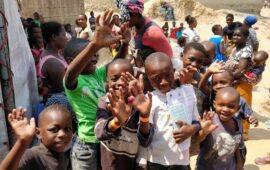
[
  {"x1": 197, "y1": 0, "x2": 264, "y2": 13},
  {"x1": 20, "y1": 0, "x2": 84, "y2": 26}
]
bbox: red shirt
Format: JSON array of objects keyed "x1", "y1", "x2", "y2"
[{"x1": 140, "y1": 18, "x2": 173, "y2": 57}]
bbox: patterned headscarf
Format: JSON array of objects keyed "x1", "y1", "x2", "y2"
[{"x1": 115, "y1": 0, "x2": 144, "y2": 22}]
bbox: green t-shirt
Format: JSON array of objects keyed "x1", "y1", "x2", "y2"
[{"x1": 64, "y1": 66, "x2": 106, "y2": 143}]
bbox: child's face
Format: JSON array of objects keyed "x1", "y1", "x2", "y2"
[
  {"x1": 182, "y1": 48, "x2": 204, "y2": 69},
  {"x1": 233, "y1": 29, "x2": 247, "y2": 45},
  {"x1": 252, "y1": 55, "x2": 266, "y2": 67},
  {"x1": 55, "y1": 27, "x2": 68, "y2": 49},
  {"x1": 216, "y1": 26, "x2": 223, "y2": 35},
  {"x1": 36, "y1": 38, "x2": 44, "y2": 49},
  {"x1": 226, "y1": 16, "x2": 233, "y2": 26},
  {"x1": 212, "y1": 72, "x2": 233, "y2": 93},
  {"x1": 107, "y1": 63, "x2": 133, "y2": 97},
  {"x1": 76, "y1": 15, "x2": 87, "y2": 28},
  {"x1": 146, "y1": 61, "x2": 174, "y2": 94},
  {"x1": 203, "y1": 45, "x2": 216, "y2": 66},
  {"x1": 82, "y1": 54, "x2": 99, "y2": 74},
  {"x1": 37, "y1": 111, "x2": 72, "y2": 153},
  {"x1": 214, "y1": 93, "x2": 240, "y2": 122}
]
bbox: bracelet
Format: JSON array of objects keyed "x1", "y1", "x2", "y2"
[
  {"x1": 110, "y1": 119, "x2": 121, "y2": 129},
  {"x1": 139, "y1": 116, "x2": 149, "y2": 123}
]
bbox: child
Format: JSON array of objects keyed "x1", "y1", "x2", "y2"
[
  {"x1": 176, "y1": 22, "x2": 184, "y2": 38},
  {"x1": 144, "y1": 52, "x2": 201, "y2": 169},
  {"x1": 162, "y1": 22, "x2": 169, "y2": 37},
  {"x1": 209, "y1": 24, "x2": 227, "y2": 62},
  {"x1": 169, "y1": 21, "x2": 178, "y2": 39},
  {"x1": 201, "y1": 41, "x2": 217, "y2": 71},
  {"x1": 196, "y1": 87, "x2": 244, "y2": 170},
  {"x1": 244, "y1": 50, "x2": 268, "y2": 85},
  {"x1": 172, "y1": 37, "x2": 186, "y2": 71},
  {"x1": 198, "y1": 62, "x2": 259, "y2": 141},
  {"x1": 0, "y1": 105, "x2": 72, "y2": 170},
  {"x1": 229, "y1": 27, "x2": 253, "y2": 139},
  {"x1": 89, "y1": 11, "x2": 96, "y2": 26},
  {"x1": 63, "y1": 10, "x2": 129, "y2": 170},
  {"x1": 95, "y1": 59, "x2": 153, "y2": 169},
  {"x1": 182, "y1": 15, "x2": 200, "y2": 43},
  {"x1": 243, "y1": 15, "x2": 259, "y2": 52}
]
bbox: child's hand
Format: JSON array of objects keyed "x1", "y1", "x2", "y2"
[
  {"x1": 200, "y1": 112, "x2": 219, "y2": 135},
  {"x1": 132, "y1": 92, "x2": 152, "y2": 118},
  {"x1": 119, "y1": 23, "x2": 131, "y2": 44},
  {"x1": 208, "y1": 60, "x2": 225, "y2": 74},
  {"x1": 247, "y1": 115, "x2": 259, "y2": 127},
  {"x1": 179, "y1": 66, "x2": 198, "y2": 85},
  {"x1": 92, "y1": 10, "x2": 122, "y2": 48},
  {"x1": 173, "y1": 121, "x2": 195, "y2": 144},
  {"x1": 8, "y1": 107, "x2": 36, "y2": 143},
  {"x1": 107, "y1": 87, "x2": 132, "y2": 125},
  {"x1": 121, "y1": 73, "x2": 152, "y2": 118}
]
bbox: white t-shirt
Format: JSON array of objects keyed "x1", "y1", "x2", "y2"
[
  {"x1": 182, "y1": 27, "x2": 200, "y2": 43},
  {"x1": 147, "y1": 85, "x2": 200, "y2": 166}
]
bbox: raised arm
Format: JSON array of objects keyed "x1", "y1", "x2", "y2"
[
  {"x1": 0, "y1": 108, "x2": 36, "y2": 170},
  {"x1": 64, "y1": 10, "x2": 122, "y2": 88},
  {"x1": 198, "y1": 61, "x2": 225, "y2": 96}
]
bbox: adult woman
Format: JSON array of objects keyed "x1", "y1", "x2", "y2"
[
  {"x1": 116, "y1": 0, "x2": 173, "y2": 60},
  {"x1": 39, "y1": 21, "x2": 68, "y2": 95},
  {"x1": 182, "y1": 15, "x2": 200, "y2": 43},
  {"x1": 75, "y1": 14, "x2": 92, "y2": 40}
]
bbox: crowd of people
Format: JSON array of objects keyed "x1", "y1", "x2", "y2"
[{"x1": 1, "y1": 0, "x2": 270, "y2": 169}]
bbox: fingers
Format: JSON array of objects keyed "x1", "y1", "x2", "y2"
[
  {"x1": 147, "y1": 92, "x2": 152, "y2": 105},
  {"x1": 95, "y1": 15, "x2": 100, "y2": 27},
  {"x1": 105, "y1": 10, "x2": 114, "y2": 26},
  {"x1": 175, "y1": 120, "x2": 186, "y2": 127},
  {"x1": 119, "y1": 86, "x2": 125, "y2": 100},
  {"x1": 29, "y1": 117, "x2": 36, "y2": 128},
  {"x1": 100, "y1": 10, "x2": 109, "y2": 26},
  {"x1": 138, "y1": 74, "x2": 144, "y2": 94}
]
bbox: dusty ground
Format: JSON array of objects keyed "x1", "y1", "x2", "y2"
[{"x1": 85, "y1": 0, "x2": 270, "y2": 169}]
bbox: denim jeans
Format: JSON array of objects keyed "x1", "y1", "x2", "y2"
[{"x1": 71, "y1": 135, "x2": 100, "y2": 170}]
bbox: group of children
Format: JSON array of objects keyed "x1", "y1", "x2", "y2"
[{"x1": 1, "y1": 1, "x2": 269, "y2": 169}]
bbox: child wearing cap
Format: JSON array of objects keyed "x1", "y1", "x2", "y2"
[{"x1": 243, "y1": 15, "x2": 259, "y2": 52}]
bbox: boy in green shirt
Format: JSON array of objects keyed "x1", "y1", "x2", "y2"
[{"x1": 63, "y1": 10, "x2": 130, "y2": 170}]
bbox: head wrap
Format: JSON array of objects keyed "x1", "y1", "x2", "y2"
[
  {"x1": 115, "y1": 0, "x2": 144, "y2": 22},
  {"x1": 244, "y1": 15, "x2": 257, "y2": 26}
]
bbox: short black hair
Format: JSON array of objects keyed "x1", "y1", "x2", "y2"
[
  {"x1": 235, "y1": 26, "x2": 249, "y2": 38},
  {"x1": 27, "y1": 22, "x2": 40, "y2": 36},
  {"x1": 64, "y1": 38, "x2": 89, "y2": 60},
  {"x1": 212, "y1": 24, "x2": 222, "y2": 34},
  {"x1": 185, "y1": 15, "x2": 196, "y2": 25},
  {"x1": 226, "y1": 13, "x2": 234, "y2": 20},
  {"x1": 177, "y1": 37, "x2": 186, "y2": 45},
  {"x1": 41, "y1": 21, "x2": 64, "y2": 43},
  {"x1": 183, "y1": 42, "x2": 207, "y2": 57},
  {"x1": 107, "y1": 58, "x2": 134, "y2": 75}
]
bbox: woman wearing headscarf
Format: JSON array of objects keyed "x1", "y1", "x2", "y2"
[
  {"x1": 116, "y1": 0, "x2": 173, "y2": 61},
  {"x1": 243, "y1": 15, "x2": 259, "y2": 52}
]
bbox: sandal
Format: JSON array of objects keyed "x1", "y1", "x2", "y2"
[{"x1": 255, "y1": 155, "x2": 270, "y2": 165}]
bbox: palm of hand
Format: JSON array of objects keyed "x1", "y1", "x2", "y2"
[
  {"x1": 111, "y1": 98, "x2": 132, "y2": 124},
  {"x1": 201, "y1": 119, "x2": 218, "y2": 135},
  {"x1": 133, "y1": 94, "x2": 151, "y2": 117},
  {"x1": 10, "y1": 118, "x2": 35, "y2": 141},
  {"x1": 209, "y1": 62, "x2": 224, "y2": 73},
  {"x1": 94, "y1": 26, "x2": 117, "y2": 47}
]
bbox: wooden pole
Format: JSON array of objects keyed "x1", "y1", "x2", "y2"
[{"x1": 0, "y1": 0, "x2": 16, "y2": 161}]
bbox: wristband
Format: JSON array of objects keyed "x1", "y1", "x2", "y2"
[
  {"x1": 139, "y1": 116, "x2": 149, "y2": 123},
  {"x1": 111, "y1": 119, "x2": 121, "y2": 129}
]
